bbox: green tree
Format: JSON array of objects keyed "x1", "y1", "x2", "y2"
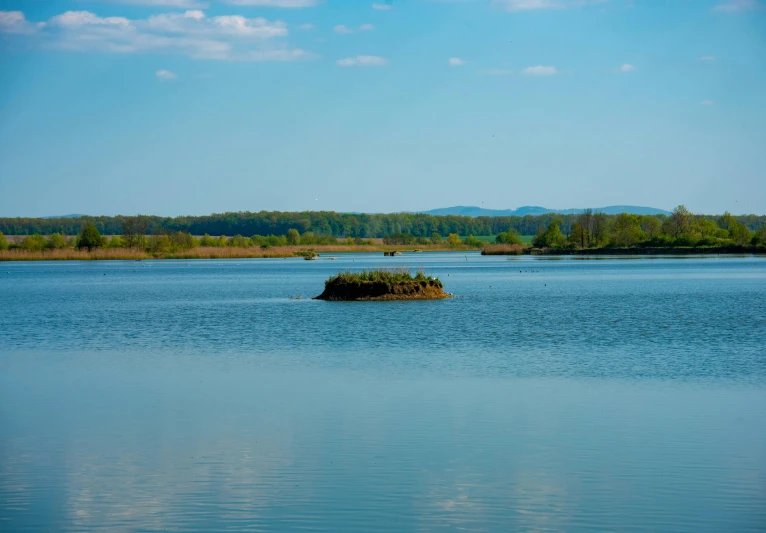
[
  {"x1": 611, "y1": 214, "x2": 644, "y2": 247},
  {"x1": 0, "y1": 231, "x2": 8, "y2": 251},
  {"x1": 228, "y1": 234, "x2": 250, "y2": 247},
  {"x1": 200, "y1": 234, "x2": 218, "y2": 247},
  {"x1": 592, "y1": 212, "x2": 609, "y2": 246},
  {"x1": 696, "y1": 218, "x2": 720, "y2": 239},
  {"x1": 463, "y1": 235, "x2": 482, "y2": 248},
  {"x1": 575, "y1": 209, "x2": 594, "y2": 248},
  {"x1": 752, "y1": 225, "x2": 766, "y2": 245},
  {"x1": 148, "y1": 233, "x2": 171, "y2": 254},
  {"x1": 47, "y1": 233, "x2": 67, "y2": 249},
  {"x1": 639, "y1": 216, "x2": 661, "y2": 239},
  {"x1": 77, "y1": 222, "x2": 102, "y2": 251},
  {"x1": 533, "y1": 221, "x2": 566, "y2": 248},
  {"x1": 663, "y1": 205, "x2": 694, "y2": 238},
  {"x1": 729, "y1": 222, "x2": 752, "y2": 245},
  {"x1": 22, "y1": 234, "x2": 48, "y2": 252},
  {"x1": 169, "y1": 231, "x2": 195, "y2": 250},
  {"x1": 430, "y1": 232, "x2": 442, "y2": 244},
  {"x1": 109, "y1": 236, "x2": 125, "y2": 248},
  {"x1": 496, "y1": 228, "x2": 523, "y2": 245},
  {"x1": 446, "y1": 233, "x2": 462, "y2": 247},
  {"x1": 286, "y1": 228, "x2": 300, "y2": 245},
  {"x1": 568, "y1": 223, "x2": 587, "y2": 248}
]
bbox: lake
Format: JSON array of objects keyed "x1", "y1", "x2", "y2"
[{"x1": 1, "y1": 253, "x2": 765, "y2": 532}]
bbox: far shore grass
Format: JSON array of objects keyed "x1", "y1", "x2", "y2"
[{"x1": 0, "y1": 243, "x2": 481, "y2": 261}]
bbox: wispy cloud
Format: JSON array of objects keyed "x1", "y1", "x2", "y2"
[
  {"x1": 492, "y1": 0, "x2": 609, "y2": 12},
  {"x1": 713, "y1": 0, "x2": 761, "y2": 12},
  {"x1": 87, "y1": 0, "x2": 209, "y2": 8},
  {"x1": 372, "y1": 3, "x2": 392, "y2": 9},
  {"x1": 701, "y1": 100, "x2": 715, "y2": 105},
  {"x1": 479, "y1": 68, "x2": 513, "y2": 75},
  {"x1": 0, "y1": 9, "x2": 311, "y2": 61},
  {"x1": 522, "y1": 65, "x2": 557, "y2": 76},
  {"x1": 298, "y1": 23, "x2": 314, "y2": 30},
  {"x1": 448, "y1": 57, "x2": 466, "y2": 66},
  {"x1": 156, "y1": 69, "x2": 177, "y2": 79},
  {"x1": 337, "y1": 55, "x2": 387, "y2": 67},
  {"x1": 334, "y1": 23, "x2": 374, "y2": 34},
  {"x1": 699, "y1": 55, "x2": 716, "y2": 61},
  {"x1": 223, "y1": 0, "x2": 321, "y2": 6},
  {"x1": 619, "y1": 63, "x2": 635, "y2": 72}
]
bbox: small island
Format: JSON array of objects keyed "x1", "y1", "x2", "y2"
[{"x1": 315, "y1": 269, "x2": 451, "y2": 301}]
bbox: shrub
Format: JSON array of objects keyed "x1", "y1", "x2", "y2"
[
  {"x1": 446, "y1": 234, "x2": 462, "y2": 247},
  {"x1": 21, "y1": 234, "x2": 47, "y2": 252},
  {"x1": 47, "y1": 233, "x2": 67, "y2": 249},
  {"x1": 496, "y1": 229, "x2": 523, "y2": 245},
  {"x1": 287, "y1": 228, "x2": 300, "y2": 245},
  {"x1": 463, "y1": 235, "x2": 483, "y2": 248}
]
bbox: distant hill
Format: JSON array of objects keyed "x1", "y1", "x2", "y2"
[
  {"x1": 42, "y1": 214, "x2": 86, "y2": 219},
  {"x1": 421, "y1": 205, "x2": 671, "y2": 217}
]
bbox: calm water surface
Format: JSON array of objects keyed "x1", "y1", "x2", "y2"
[{"x1": 1, "y1": 254, "x2": 765, "y2": 532}]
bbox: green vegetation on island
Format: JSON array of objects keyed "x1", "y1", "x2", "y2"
[{"x1": 315, "y1": 269, "x2": 450, "y2": 301}]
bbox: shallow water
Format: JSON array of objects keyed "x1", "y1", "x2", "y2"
[{"x1": 1, "y1": 254, "x2": 765, "y2": 532}]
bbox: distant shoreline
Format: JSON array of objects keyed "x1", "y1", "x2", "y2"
[{"x1": 1, "y1": 245, "x2": 764, "y2": 262}]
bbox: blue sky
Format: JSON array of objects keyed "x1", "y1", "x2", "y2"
[{"x1": 0, "y1": 0, "x2": 764, "y2": 217}]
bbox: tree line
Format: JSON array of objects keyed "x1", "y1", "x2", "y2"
[
  {"x1": 1, "y1": 210, "x2": 764, "y2": 239},
  {"x1": 1, "y1": 207, "x2": 764, "y2": 255},
  {"x1": 529, "y1": 206, "x2": 765, "y2": 249}
]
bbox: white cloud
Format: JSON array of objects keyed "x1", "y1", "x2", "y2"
[
  {"x1": 713, "y1": 0, "x2": 761, "y2": 12},
  {"x1": 522, "y1": 65, "x2": 557, "y2": 76},
  {"x1": 211, "y1": 15, "x2": 288, "y2": 37},
  {"x1": 298, "y1": 23, "x2": 314, "y2": 30},
  {"x1": 701, "y1": 100, "x2": 715, "y2": 105},
  {"x1": 90, "y1": 0, "x2": 209, "y2": 7},
  {"x1": 448, "y1": 57, "x2": 466, "y2": 66},
  {"x1": 156, "y1": 69, "x2": 177, "y2": 79},
  {"x1": 1, "y1": 9, "x2": 309, "y2": 61},
  {"x1": 334, "y1": 23, "x2": 373, "y2": 34},
  {"x1": 372, "y1": 3, "x2": 392, "y2": 9},
  {"x1": 0, "y1": 11, "x2": 38, "y2": 34},
  {"x1": 699, "y1": 55, "x2": 716, "y2": 61},
  {"x1": 224, "y1": 0, "x2": 320, "y2": 6},
  {"x1": 49, "y1": 11, "x2": 132, "y2": 27},
  {"x1": 479, "y1": 68, "x2": 513, "y2": 75},
  {"x1": 492, "y1": 0, "x2": 609, "y2": 11},
  {"x1": 337, "y1": 55, "x2": 387, "y2": 67},
  {"x1": 619, "y1": 63, "x2": 635, "y2": 72}
]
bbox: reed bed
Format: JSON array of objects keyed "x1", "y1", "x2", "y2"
[
  {"x1": 481, "y1": 244, "x2": 525, "y2": 256},
  {"x1": 1, "y1": 243, "x2": 479, "y2": 261}
]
